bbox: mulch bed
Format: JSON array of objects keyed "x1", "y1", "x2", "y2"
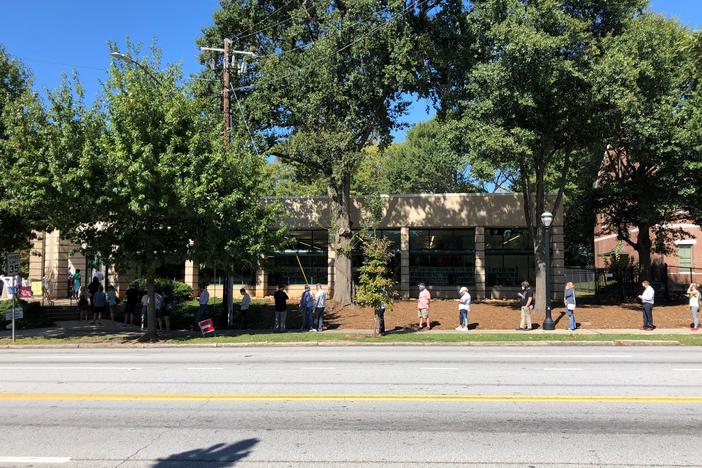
[{"x1": 244, "y1": 300, "x2": 693, "y2": 331}]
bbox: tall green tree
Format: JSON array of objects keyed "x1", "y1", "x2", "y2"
[
  {"x1": 446, "y1": 0, "x2": 644, "y2": 311},
  {"x1": 198, "y1": 0, "x2": 422, "y2": 305},
  {"x1": 0, "y1": 47, "x2": 46, "y2": 259},
  {"x1": 45, "y1": 44, "x2": 279, "y2": 338},
  {"x1": 592, "y1": 14, "x2": 696, "y2": 278},
  {"x1": 380, "y1": 119, "x2": 475, "y2": 194}
]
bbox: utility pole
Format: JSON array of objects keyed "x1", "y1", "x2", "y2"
[
  {"x1": 200, "y1": 41, "x2": 256, "y2": 327},
  {"x1": 223, "y1": 38, "x2": 231, "y2": 146}
]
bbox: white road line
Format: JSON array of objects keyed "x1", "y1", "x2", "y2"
[
  {"x1": 543, "y1": 368, "x2": 583, "y2": 371},
  {"x1": 496, "y1": 355, "x2": 632, "y2": 359},
  {"x1": 673, "y1": 368, "x2": 702, "y2": 371},
  {"x1": 420, "y1": 367, "x2": 459, "y2": 370},
  {"x1": 0, "y1": 367, "x2": 142, "y2": 370},
  {"x1": 0, "y1": 457, "x2": 71, "y2": 464},
  {"x1": 187, "y1": 367, "x2": 224, "y2": 370},
  {"x1": 299, "y1": 367, "x2": 336, "y2": 370}
]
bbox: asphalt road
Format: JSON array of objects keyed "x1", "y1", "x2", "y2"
[{"x1": 1, "y1": 346, "x2": 701, "y2": 467}]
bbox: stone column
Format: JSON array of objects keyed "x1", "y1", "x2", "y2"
[
  {"x1": 400, "y1": 226, "x2": 410, "y2": 299},
  {"x1": 474, "y1": 227, "x2": 486, "y2": 300},
  {"x1": 255, "y1": 267, "x2": 268, "y2": 298},
  {"x1": 184, "y1": 261, "x2": 199, "y2": 293}
]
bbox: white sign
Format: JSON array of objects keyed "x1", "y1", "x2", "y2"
[
  {"x1": 6, "y1": 253, "x2": 20, "y2": 276},
  {"x1": 4, "y1": 308, "x2": 23, "y2": 321}
]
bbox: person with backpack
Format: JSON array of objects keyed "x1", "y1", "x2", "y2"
[
  {"x1": 517, "y1": 281, "x2": 534, "y2": 331},
  {"x1": 299, "y1": 284, "x2": 316, "y2": 331}
]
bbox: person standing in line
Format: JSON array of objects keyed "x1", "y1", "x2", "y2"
[
  {"x1": 197, "y1": 285, "x2": 209, "y2": 322},
  {"x1": 88, "y1": 276, "x2": 101, "y2": 306},
  {"x1": 417, "y1": 283, "x2": 432, "y2": 331},
  {"x1": 299, "y1": 284, "x2": 315, "y2": 331},
  {"x1": 273, "y1": 284, "x2": 288, "y2": 332},
  {"x1": 95, "y1": 270, "x2": 104, "y2": 284},
  {"x1": 106, "y1": 285, "x2": 117, "y2": 322},
  {"x1": 563, "y1": 281, "x2": 577, "y2": 331},
  {"x1": 78, "y1": 286, "x2": 90, "y2": 321},
  {"x1": 314, "y1": 283, "x2": 326, "y2": 332},
  {"x1": 92, "y1": 285, "x2": 106, "y2": 325},
  {"x1": 161, "y1": 294, "x2": 172, "y2": 331},
  {"x1": 456, "y1": 286, "x2": 471, "y2": 332},
  {"x1": 67, "y1": 267, "x2": 74, "y2": 299},
  {"x1": 686, "y1": 283, "x2": 699, "y2": 332},
  {"x1": 637, "y1": 280, "x2": 656, "y2": 331},
  {"x1": 72, "y1": 269, "x2": 82, "y2": 300},
  {"x1": 124, "y1": 283, "x2": 139, "y2": 327},
  {"x1": 140, "y1": 291, "x2": 149, "y2": 330},
  {"x1": 240, "y1": 288, "x2": 251, "y2": 329},
  {"x1": 154, "y1": 291, "x2": 164, "y2": 330},
  {"x1": 516, "y1": 281, "x2": 534, "y2": 331}
]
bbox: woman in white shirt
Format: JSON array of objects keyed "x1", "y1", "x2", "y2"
[
  {"x1": 687, "y1": 283, "x2": 699, "y2": 332},
  {"x1": 456, "y1": 287, "x2": 471, "y2": 332}
]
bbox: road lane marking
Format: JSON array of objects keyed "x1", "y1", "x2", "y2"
[
  {"x1": 0, "y1": 367, "x2": 142, "y2": 370},
  {"x1": 674, "y1": 368, "x2": 702, "y2": 371},
  {"x1": 495, "y1": 354, "x2": 633, "y2": 358},
  {"x1": 1, "y1": 393, "x2": 701, "y2": 404},
  {"x1": 186, "y1": 367, "x2": 224, "y2": 370},
  {"x1": 420, "y1": 367, "x2": 458, "y2": 370},
  {"x1": 299, "y1": 367, "x2": 336, "y2": 370},
  {"x1": 543, "y1": 368, "x2": 582, "y2": 371},
  {"x1": 0, "y1": 457, "x2": 71, "y2": 464}
]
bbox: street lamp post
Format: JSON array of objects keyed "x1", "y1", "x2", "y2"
[
  {"x1": 541, "y1": 211, "x2": 555, "y2": 331},
  {"x1": 110, "y1": 51, "x2": 162, "y2": 84}
]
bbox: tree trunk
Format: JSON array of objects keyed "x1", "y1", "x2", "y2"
[
  {"x1": 146, "y1": 272, "x2": 157, "y2": 340},
  {"x1": 533, "y1": 227, "x2": 547, "y2": 314},
  {"x1": 328, "y1": 174, "x2": 353, "y2": 306},
  {"x1": 637, "y1": 224, "x2": 652, "y2": 281}
]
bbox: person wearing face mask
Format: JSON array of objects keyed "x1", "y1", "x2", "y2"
[
  {"x1": 516, "y1": 280, "x2": 534, "y2": 331},
  {"x1": 417, "y1": 283, "x2": 432, "y2": 331},
  {"x1": 456, "y1": 286, "x2": 471, "y2": 332}
]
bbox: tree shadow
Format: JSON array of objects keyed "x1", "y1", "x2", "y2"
[
  {"x1": 552, "y1": 311, "x2": 566, "y2": 327},
  {"x1": 152, "y1": 439, "x2": 259, "y2": 467}
]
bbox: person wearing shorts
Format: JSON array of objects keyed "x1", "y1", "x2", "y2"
[{"x1": 417, "y1": 283, "x2": 431, "y2": 331}]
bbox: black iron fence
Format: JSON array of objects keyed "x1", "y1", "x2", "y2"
[{"x1": 564, "y1": 265, "x2": 701, "y2": 303}]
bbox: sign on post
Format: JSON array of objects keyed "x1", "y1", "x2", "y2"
[
  {"x1": 6, "y1": 253, "x2": 20, "y2": 276},
  {"x1": 4, "y1": 307, "x2": 23, "y2": 321}
]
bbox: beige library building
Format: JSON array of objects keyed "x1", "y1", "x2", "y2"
[{"x1": 29, "y1": 193, "x2": 565, "y2": 300}]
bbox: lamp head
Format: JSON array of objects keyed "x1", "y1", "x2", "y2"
[{"x1": 541, "y1": 211, "x2": 553, "y2": 228}]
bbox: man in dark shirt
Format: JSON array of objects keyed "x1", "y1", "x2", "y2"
[
  {"x1": 273, "y1": 284, "x2": 288, "y2": 332},
  {"x1": 517, "y1": 280, "x2": 534, "y2": 331},
  {"x1": 124, "y1": 284, "x2": 140, "y2": 327}
]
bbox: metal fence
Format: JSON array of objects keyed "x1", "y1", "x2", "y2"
[{"x1": 564, "y1": 265, "x2": 701, "y2": 303}]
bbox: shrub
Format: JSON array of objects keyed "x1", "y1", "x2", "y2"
[
  {"x1": 0, "y1": 299, "x2": 53, "y2": 329},
  {"x1": 133, "y1": 278, "x2": 193, "y2": 302}
]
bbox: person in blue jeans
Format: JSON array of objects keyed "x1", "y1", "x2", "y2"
[
  {"x1": 563, "y1": 281, "x2": 576, "y2": 331},
  {"x1": 299, "y1": 285, "x2": 315, "y2": 331}
]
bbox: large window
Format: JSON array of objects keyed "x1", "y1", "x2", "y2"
[
  {"x1": 678, "y1": 244, "x2": 693, "y2": 271},
  {"x1": 267, "y1": 230, "x2": 328, "y2": 285},
  {"x1": 409, "y1": 229, "x2": 475, "y2": 286},
  {"x1": 351, "y1": 230, "x2": 402, "y2": 284},
  {"x1": 485, "y1": 228, "x2": 535, "y2": 287}
]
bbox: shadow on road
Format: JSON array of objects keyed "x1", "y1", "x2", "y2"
[{"x1": 152, "y1": 438, "x2": 259, "y2": 467}]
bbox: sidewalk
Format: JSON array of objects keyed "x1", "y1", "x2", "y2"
[{"x1": 1, "y1": 320, "x2": 699, "y2": 340}]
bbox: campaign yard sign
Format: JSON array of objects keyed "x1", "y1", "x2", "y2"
[{"x1": 198, "y1": 319, "x2": 215, "y2": 336}]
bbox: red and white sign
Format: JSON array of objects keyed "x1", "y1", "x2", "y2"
[{"x1": 198, "y1": 319, "x2": 215, "y2": 335}]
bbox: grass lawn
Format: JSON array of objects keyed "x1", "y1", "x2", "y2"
[{"x1": 2, "y1": 332, "x2": 702, "y2": 346}]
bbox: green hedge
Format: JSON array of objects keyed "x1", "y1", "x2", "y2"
[
  {"x1": 171, "y1": 299, "x2": 270, "y2": 330},
  {"x1": 133, "y1": 278, "x2": 193, "y2": 302},
  {"x1": 0, "y1": 299, "x2": 53, "y2": 329}
]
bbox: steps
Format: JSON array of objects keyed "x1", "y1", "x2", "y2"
[{"x1": 43, "y1": 305, "x2": 80, "y2": 321}]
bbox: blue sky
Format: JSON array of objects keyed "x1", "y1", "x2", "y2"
[{"x1": 1, "y1": 0, "x2": 700, "y2": 141}]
